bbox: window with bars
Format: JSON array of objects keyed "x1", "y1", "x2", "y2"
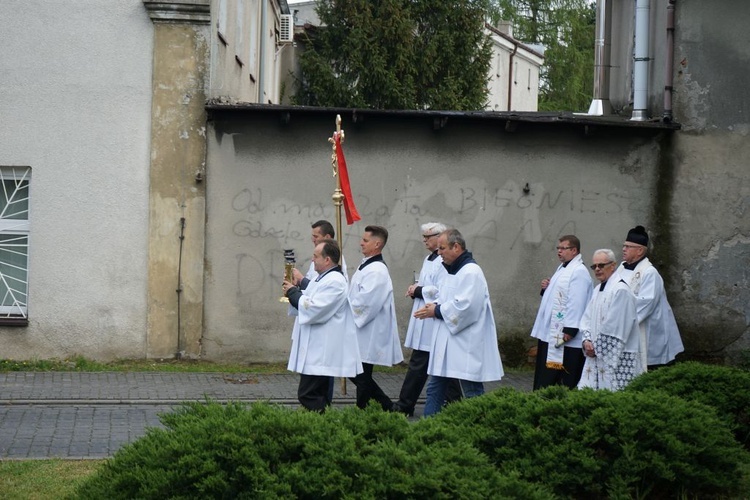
[{"x1": 0, "y1": 167, "x2": 30, "y2": 325}]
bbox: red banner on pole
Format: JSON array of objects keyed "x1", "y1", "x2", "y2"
[{"x1": 334, "y1": 133, "x2": 361, "y2": 225}]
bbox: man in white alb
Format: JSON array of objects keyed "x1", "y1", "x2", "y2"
[
  {"x1": 414, "y1": 229, "x2": 504, "y2": 417},
  {"x1": 290, "y1": 220, "x2": 348, "y2": 403},
  {"x1": 283, "y1": 239, "x2": 362, "y2": 411},
  {"x1": 578, "y1": 248, "x2": 645, "y2": 391},
  {"x1": 348, "y1": 225, "x2": 403, "y2": 410},
  {"x1": 392, "y1": 222, "x2": 460, "y2": 417},
  {"x1": 611, "y1": 225, "x2": 683, "y2": 370}
]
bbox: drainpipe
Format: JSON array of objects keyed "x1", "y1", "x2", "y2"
[
  {"x1": 587, "y1": 0, "x2": 613, "y2": 115},
  {"x1": 507, "y1": 43, "x2": 518, "y2": 111},
  {"x1": 631, "y1": 0, "x2": 651, "y2": 121},
  {"x1": 258, "y1": 0, "x2": 267, "y2": 103},
  {"x1": 663, "y1": 0, "x2": 675, "y2": 123}
]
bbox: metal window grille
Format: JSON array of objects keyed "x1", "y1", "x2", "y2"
[{"x1": 0, "y1": 167, "x2": 30, "y2": 319}]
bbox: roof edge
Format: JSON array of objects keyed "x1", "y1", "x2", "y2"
[{"x1": 205, "y1": 102, "x2": 681, "y2": 131}]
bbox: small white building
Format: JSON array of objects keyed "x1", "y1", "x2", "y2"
[{"x1": 485, "y1": 22, "x2": 545, "y2": 112}]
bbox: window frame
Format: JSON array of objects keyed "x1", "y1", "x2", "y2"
[{"x1": 0, "y1": 166, "x2": 31, "y2": 325}]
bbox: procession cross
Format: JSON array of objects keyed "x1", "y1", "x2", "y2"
[
  {"x1": 328, "y1": 115, "x2": 345, "y2": 261},
  {"x1": 328, "y1": 114, "x2": 347, "y2": 395}
]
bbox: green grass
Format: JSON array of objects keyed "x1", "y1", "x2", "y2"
[
  {"x1": 0, "y1": 356, "x2": 289, "y2": 373},
  {"x1": 0, "y1": 356, "x2": 425, "y2": 374},
  {"x1": 0, "y1": 356, "x2": 531, "y2": 375},
  {"x1": 0, "y1": 459, "x2": 104, "y2": 499}
]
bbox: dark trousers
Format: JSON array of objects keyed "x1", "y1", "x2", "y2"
[
  {"x1": 327, "y1": 377, "x2": 335, "y2": 404},
  {"x1": 393, "y1": 349, "x2": 463, "y2": 416},
  {"x1": 349, "y1": 362, "x2": 393, "y2": 411},
  {"x1": 298, "y1": 374, "x2": 330, "y2": 412},
  {"x1": 533, "y1": 339, "x2": 585, "y2": 390}
]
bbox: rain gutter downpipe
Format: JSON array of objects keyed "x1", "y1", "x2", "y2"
[
  {"x1": 258, "y1": 0, "x2": 267, "y2": 103},
  {"x1": 507, "y1": 43, "x2": 518, "y2": 111},
  {"x1": 631, "y1": 0, "x2": 651, "y2": 120},
  {"x1": 663, "y1": 0, "x2": 676, "y2": 122},
  {"x1": 587, "y1": 0, "x2": 613, "y2": 115}
]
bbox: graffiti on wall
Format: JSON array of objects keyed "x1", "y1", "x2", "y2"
[{"x1": 228, "y1": 174, "x2": 632, "y2": 299}]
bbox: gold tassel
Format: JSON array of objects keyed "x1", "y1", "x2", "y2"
[{"x1": 546, "y1": 362, "x2": 565, "y2": 371}]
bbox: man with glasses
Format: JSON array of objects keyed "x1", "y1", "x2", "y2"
[
  {"x1": 612, "y1": 225, "x2": 683, "y2": 370},
  {"x1": 391, "y1": 222, "x2": 461, "y2": 417},
  {"x1": 578, "y1": 249, "x2": 644, "y2": 390},
  {"x1": 530, "y1": 235, "x2": 593, "y2": 389}
]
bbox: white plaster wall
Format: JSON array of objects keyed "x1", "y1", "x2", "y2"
[
  {"x1": 509, "y1": 53, "x2": 542, "y2": 112},
  {"x1": 0, "y1": 0, "x2": 153, "y2": 360}
]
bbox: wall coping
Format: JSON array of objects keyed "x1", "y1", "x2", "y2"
[
  {"x1": 143, "y1": 0, "x2": 210, "y2": 24},
  {"x1": 205, "y1": 102, "x2": 682, "y2": 134}
]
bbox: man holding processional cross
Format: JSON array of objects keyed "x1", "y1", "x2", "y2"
[{"x1": 282, "y1": 116, "x2": 370, "y2": 410}]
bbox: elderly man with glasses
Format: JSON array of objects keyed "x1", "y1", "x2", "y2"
[
  {"x1": 530, "y1": 235, "x2": 593, "y2": 390},
  {"x1": 611, "y1": 225, "x2": 684, "y2": 370},
  {"x1": 578, "y1": 249, "x2": 644, "y2": 390},
  {"x1": 391, "y1": 222, "x2": 461, "y2": 417}
]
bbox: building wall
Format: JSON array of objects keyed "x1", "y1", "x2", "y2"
[
  {"x1": 667, "y1": 0, "x2": 750, "y2": 363},
  {"x1": 210, "y1": 0, "x2": 262, "y2": 102},
  {"x1": 203, "y1": 111, "x2": 665, "y2": 362},
  {"x1": 1, "y1": 0, "x2": 746, "y2": 365},
  {"x1": 606, "y1": 0, "x2": 750, "y2": 363},
  {"x1": 486, "y1": 32, "x2": 543, "y2": 112},
  {"x1": 209, "y1": 0, "x2": 288, "y2": 104},
  {"x1": 0, "y1": 0, "x2": 154, "y2": 359},
  {"x1": 143, "y1": 3, "x2": 211, "y2": 359}
]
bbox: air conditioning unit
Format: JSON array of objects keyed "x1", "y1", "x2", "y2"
[{"x1": 279, "y1": 14, "x2": 293, "y2": 43}]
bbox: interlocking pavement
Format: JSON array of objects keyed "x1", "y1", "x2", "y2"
[{"x1": 0, "y1": 371, "x2": 533, "y2": 459}]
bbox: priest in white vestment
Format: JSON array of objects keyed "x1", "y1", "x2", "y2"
[
  {"x1": 611, "y1": 225, "x2": 684, "y2": 369},
  {"x1": 348, "y1": 225, "x2": 403, "y2": 410},
  {"x1": 578, "y1": 249, "x2": 645, "y2": 391},
  {"x1": 530, "y1": 235, "x2": 593, "y2": 390},
  {"x1": 283, "y1": 239, "x2": 362, "y2": 412},
  {"x1": 414, "y1": 229, "x2": 503, "y2": 417}
]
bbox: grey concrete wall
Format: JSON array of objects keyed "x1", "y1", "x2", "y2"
[
  {"x1": 666, "y1": 0, "x2": 750, "y2": 363},
  {"x1": 607, "y1": 0, "x2": 750, "y2": 363},
  {"x1": 204, "y1": 112, "x2": 667, "y2": 362}
]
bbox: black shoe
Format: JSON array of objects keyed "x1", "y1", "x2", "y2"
[{"x1": 390, "y1": 402, "x2": 414, "y2": 417}]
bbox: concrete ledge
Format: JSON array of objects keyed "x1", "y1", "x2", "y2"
[{"x1": 143, "y1": 0, "x2": 210, "y2": 24}]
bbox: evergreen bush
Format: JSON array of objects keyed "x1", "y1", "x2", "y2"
[
  {"x1": 422, "y1": 386, "x2": 750, "y2": 499},
  {"x1": 626, "y1": 361, "x2": 750, "y2": 449},
  {"x1": 74, "y1": 401, "x2": 550, "y2": 499}
]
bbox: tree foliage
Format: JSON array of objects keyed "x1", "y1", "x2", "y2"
[
  {"x1": 294, "y1": 0, "x2": 493, "y2": 111},
  {"x1": 489, "y1": 0, "x2": 596, "y2": 111}
]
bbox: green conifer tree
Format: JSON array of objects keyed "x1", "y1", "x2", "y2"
[
  {"x1": 294, "y1": 0, "x2": 492, "y2": 111},
  {"x1": 489, "y1": 0, "x2": 596, "y2": 111}
]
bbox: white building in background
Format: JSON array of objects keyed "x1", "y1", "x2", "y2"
[
  {"x1": 485, "y1": 22, "x2": 545, "y2": 112},
  {"x1": 211, "y1": 0, "x2": 294, "y2": 104}
]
